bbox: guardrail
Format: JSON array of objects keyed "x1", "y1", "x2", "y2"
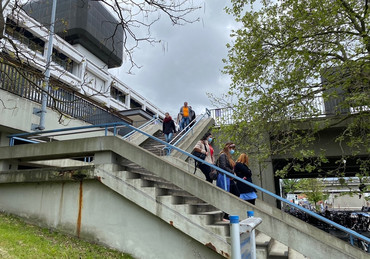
[
  {"x1": 8, "y1": 123, "x2": 130, "y2": 146},
  {"x1": 0, "y1": 63, "x2": 130, "y2": 126},
  {"x1": 163, "y1": 108, "x2": 211, "y2": 154},
  {"x1": 7, "y1": 119, "x2": 370, "y2": 253},
  {"x1": 122, "y1": 116, "x2": 161, "y2": 140}
]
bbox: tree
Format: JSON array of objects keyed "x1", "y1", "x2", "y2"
[
  {"x1": 212, "y1": 0, "x2": 369, "y2": 181},
  {"x1": 0, "y1": 0, "x2": 200, "y2": 121},
  {"x1": 297, "y1": 179, "x2": 329, "y2": 211},
  {"x1": 282, "y1": 179, "x2": 300, "y2": 198}
]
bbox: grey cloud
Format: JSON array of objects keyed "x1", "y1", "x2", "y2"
[{"x1": 111, "y1": 1, "x2": 236, "y2": 118}]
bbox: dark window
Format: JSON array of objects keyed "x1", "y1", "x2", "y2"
[
  {"x1": 5, "y1": 19, "x2": 45, "y2": 54},
  {"x1": 52, "y1": 49, "x2": 73, "y2": 73},
  {"x1": 146, "y1": 108, "x2": 155, "y2": 117},
  {"x1": 130, "y1": 98, "x2": 142, "y2": 109},
  {"x1": 110, "y1": 87, "x2": 126, "y2": 103}
]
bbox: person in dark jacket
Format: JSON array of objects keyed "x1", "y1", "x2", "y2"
[
  {"x1": 162, "y1": 112, "x2": 176, "y2": 143},
  {"x1": 188, "y1": 106, "x2": 196, "y2": 127},
  {"x1": 216, "y1": 142, "x2": 236, "y2": 221},
  {"x1": 234, "y1": 153, "x2": 257, "y2": 205},
  {"x1": 216, "y1": 142, "x2": 236, "y2": 192}
]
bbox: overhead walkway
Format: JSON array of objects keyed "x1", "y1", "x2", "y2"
[{"x1": 0, "y1": 129, "x2": 368, "y2": 258}]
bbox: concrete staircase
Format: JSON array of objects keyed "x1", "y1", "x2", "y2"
[
  {"x1": 97, "y1": 156, "x2": 303, "y2": 259},
  {"x1": 96, "y1": 164, "x2": 231, "y2": 257},
  {"x1": 125, "y1": 120, "x2": 301, "y2": 258},
  {"x1": 0, "y1": 125, "x2": 366, "y2": 258},
  {"x1": 138, "y1": 117, "x2": 210, "y2": 157},
  {"x1": 139, "y1": 130, "x2": 167, "y2": 156}
]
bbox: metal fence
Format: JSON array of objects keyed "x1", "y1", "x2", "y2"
[{"x1": 0, "y1": 62, "x2": 130, "y2": 127}]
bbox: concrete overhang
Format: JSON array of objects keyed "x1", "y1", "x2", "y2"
[{"x1": 119, "y1": 108, "x2": 155, "y2": 125}]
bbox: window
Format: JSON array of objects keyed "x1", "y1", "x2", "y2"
[
  {"x1": 110, "y1": 87, "x2": 126, "y2": 103},
  {"x1": 146, "y1": 108, "x2": 155, "y2": 117},
  {"x1": 130, "y1": 98, "x2": 142, "y2": 109},
  {"x1": 5, "y1": 19, "x2": 45, "y2": 54},
  {"x1": 52, "y1": 48, "x2": 74, "y2": 73}
]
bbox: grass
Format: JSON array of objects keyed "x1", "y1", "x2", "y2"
[{"x1": 0, "y1": 212, "x2": 134, "y2": 259}]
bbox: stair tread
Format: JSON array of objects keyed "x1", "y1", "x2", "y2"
[
  {"x1": 255, "y1": 232, "x2": 272, "y2": 246},
  {"x1": 269, "y1": 240, "x2": 288, "y2": 256},
  {"x1": 288, "y1": 248, "x2": 309, "y2": 259},
  {"x1": 196, "y1": 210, "x2": 223, "y2": 215}
]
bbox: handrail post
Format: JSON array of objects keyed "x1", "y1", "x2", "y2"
[
  {"x1": 350, "y1": 235, "x2": 354, "y2": 246},
  {"x1": 230, "y1": 215, "x2": 241, "y2": 259},
  {"x1": 223, "y1": 174, "x2": 227, "y2": 191}
]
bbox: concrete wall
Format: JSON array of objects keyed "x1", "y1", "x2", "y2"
[
  {"x1": 0, "y1": 179, "x2": 221, "y2": 259},
  {"x1": 0, "y1": 90, "x2": 91, "y2": 136},
  {"x1": 0, "y1": 89, "x2": 111, "y2": 146}
]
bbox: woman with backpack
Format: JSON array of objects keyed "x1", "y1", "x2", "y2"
[{"x1": 193, "y1": 132, "x2": 214, "y2": 183}]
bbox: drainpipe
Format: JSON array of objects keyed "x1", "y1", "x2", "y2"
[{"x1": 35, "y1": 0, "x2": 57, "y2": 131}]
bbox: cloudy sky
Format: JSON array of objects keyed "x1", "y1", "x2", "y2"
[{"x1": 111, "y1": 1, "x2": 237, "y2": 119}]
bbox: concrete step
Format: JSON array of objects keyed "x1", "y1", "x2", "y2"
[
  {"x1": 143, "y1": 178, "x2": 180, "y2": 190},
  {"x1": 204, "y1": 223, "x2": 230, "y2": 237},
  {"x1": 171, "y1": 195, "x2": 205, "y2": 205},
  {"x1": 142, "y1": 186, "x2": 165, "y2": 198},
  {"x1": 189, "y1": 203, "x2": 219, "y2": 214},
  {"x1": 268, "y1": 239, "x2": 289, "y2": 259},
  {"x1": 196, "y1": 210, "x2": 225, "y2": 225},
  {"x1": 212, "y1": 221, "x2": 231, "y2": 237},
  {"x1": 156, "y1": 194, "x2": 175, "y2": 204},
  {"x1": 125, "y1": 178, "x2": 152, "y2": 188},
  {"x1": 117, "y1": 170, "x2": 141, "y2": 180},
  {"x1": 256, "y1": 231, "x2": 272, "y2": 247},
  {"x1": 288, "y1": 248, "x2": 309, "y2": 259}
]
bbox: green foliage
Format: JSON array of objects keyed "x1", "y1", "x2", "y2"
[
  {"x1": 297, "y1": 178, "x2": 329, "y2": 210},
  {"x1": 214, "y1": 0, "x2": 370, "y2": 180},
  {"x1": 282, "y1": 179, "x2": 300, "y2": 197},
  {"x1": 0, "y1": 212, "x2": 133, "y2": 258}
]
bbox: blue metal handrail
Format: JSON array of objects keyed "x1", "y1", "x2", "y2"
[
  {"x1": 8, "y1": 123, "x2": 129, "y2": 146},
  {"x1": 7, "y1": 120, "x2": 370, "y2": 250},
  {"x1": 191, "y1": 158, "x2": 370, "y2": 246}
]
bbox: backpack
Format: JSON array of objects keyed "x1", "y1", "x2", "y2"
[
  {"x1": 209, "y1": 157, "x2": 219, "y2": 180},
  {"x1": 192, "y1": 142, "x2": 207, "y2": 174}
]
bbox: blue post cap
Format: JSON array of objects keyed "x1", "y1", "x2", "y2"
[
  {"x1": 229, "y1": 215, "x2": 239, "y2": 224},
  {"x1": 247, "y1": 211, "x2": 254, "y2": 217}
]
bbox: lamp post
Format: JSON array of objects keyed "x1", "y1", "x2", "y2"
[{"x1": 33, "y1": 0, "x2": 57, "y2": 131}]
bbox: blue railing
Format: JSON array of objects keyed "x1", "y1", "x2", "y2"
[
  {"x1": 7, "y1": 120, "x2": 370, "y2": 252},
  {"x1": 8, "y1": 123, "x2": 130, "y2": 146}
]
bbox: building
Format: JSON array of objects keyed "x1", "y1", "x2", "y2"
[{"x1": 0, "y1": 0, "x2": 164, "y2": 143}]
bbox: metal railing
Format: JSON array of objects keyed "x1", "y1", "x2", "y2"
[
  {"x1": 122, "y1": 116, "x2": 161, "y2": 140},
  {"x1": 8, "y1": 123, "x2": 131, "y2": 146},
  {"x1": 162, "y1": 108, "x2": 211, "y2": 154},
  {"x1": 0, "y1": 62, "x2": 130, "y2": 126},
  {"x1": 7, "y1": 120, "x2": 370, "y2": 253}
]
